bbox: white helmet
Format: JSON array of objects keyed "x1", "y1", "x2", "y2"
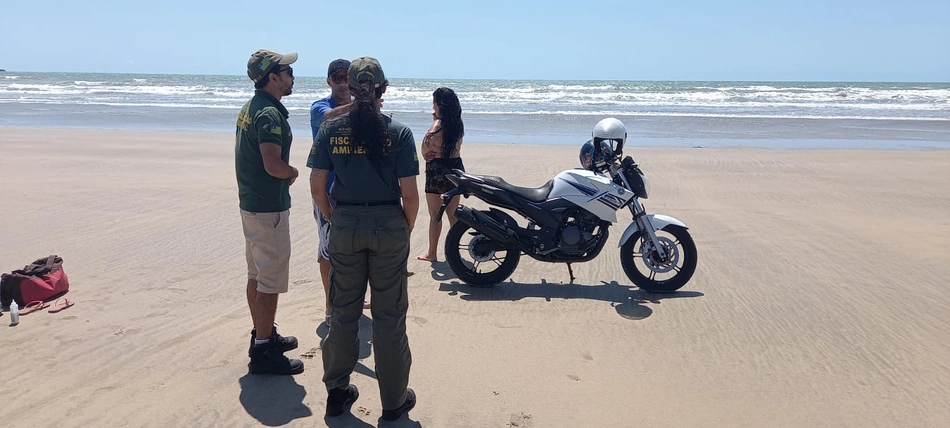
[{"x1": 592, "y1": 117, "x2": 627, "y2": 145}]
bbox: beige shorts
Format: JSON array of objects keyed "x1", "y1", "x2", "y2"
[{"x1": 241, "y1": 209, "x2": 291, "y2": 294}]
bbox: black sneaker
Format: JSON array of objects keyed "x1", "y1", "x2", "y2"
[
  {"x1": 249, "y1": 327, "x2": 298, "y2": 356},
  {"x1": 248, "y1": 341, "x2": 305, "y2": 375},
  {"x1": 381, "y1": 388, "x2": 416, "y2": 421},
  {"x1": 325, "y1": 384, "x2": 359, "y2": 417}
]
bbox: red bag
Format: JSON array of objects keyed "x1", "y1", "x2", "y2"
[{"x1": 1, "y1": 255, "x2": 70, "y2": 307}]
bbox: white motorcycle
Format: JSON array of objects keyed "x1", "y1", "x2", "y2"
[{"x1": 437, "y1": 120, "x2": 697, "y2": 292}]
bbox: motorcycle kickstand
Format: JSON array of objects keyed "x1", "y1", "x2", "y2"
[{"x1": 566, "y1": 262, "x2": 576, "y2": 284}]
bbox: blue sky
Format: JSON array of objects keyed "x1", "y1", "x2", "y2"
[{"x1": 2, "y1": 0, "x2": 948, "y2": 81}]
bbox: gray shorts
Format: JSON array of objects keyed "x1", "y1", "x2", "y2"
[{"x1": 312, "y1": 200, "x2": 336, "y2": 261}]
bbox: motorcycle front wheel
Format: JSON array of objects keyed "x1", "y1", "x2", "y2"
[
  {"x1": 444, "y1": 219, "x2": 521, "y2": 287},
  {"x1": 620, "y1": 225, "x2": 697, "y2": 292}
]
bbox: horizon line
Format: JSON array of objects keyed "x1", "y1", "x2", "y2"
[{"x1": 1, "y1": 70, "x2": 948, "y2": 85}]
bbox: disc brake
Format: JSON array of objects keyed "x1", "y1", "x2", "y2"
[
  {"x1": 639, "y1": 236, "x2": 678, "y2": 273},
  {"x1": 468, "y1": 235, "x2": 496, "y2": 262}
]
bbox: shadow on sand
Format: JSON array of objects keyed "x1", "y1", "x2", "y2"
[
  {"x1": 323, "y1": 414, "x2": 423, "y2": 428},
  {"x1": 238, "y1": 374, "x2": 312, "y2": 426},
  {"x1": 323, "y1": 412, "x2": 375, "y2": 428},
  {"x1": 427, "y1": 260, "x2": 457, "y2": 282},
  {"x1": 439, "y1": 278, "x2": 703, "y2": 320}
]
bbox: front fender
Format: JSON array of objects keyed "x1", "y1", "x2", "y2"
[{"x1": 618, "y1": 214, "x2": 688, "y2": 247}]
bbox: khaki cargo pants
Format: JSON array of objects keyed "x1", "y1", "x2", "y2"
[{"x1": 321, "y1": 204, "x2": 412, "y2": 410}]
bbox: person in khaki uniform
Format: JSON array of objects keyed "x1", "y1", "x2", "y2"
[
  {"x1": 235, "y1": 49, "x2": 303, "y2": 376},
  {"x1": 310, "y1": 57, "x2": 419, "y2": 420}
]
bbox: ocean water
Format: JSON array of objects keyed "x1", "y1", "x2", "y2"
[{"x1": 1, "y1": 71, "x2": 948, "y2": 149}]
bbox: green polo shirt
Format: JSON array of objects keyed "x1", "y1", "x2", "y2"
[
  {"x1": 309, "y1": 114, "x2": 419, "y2": 203},
  {"x1": 235, "y1": 90, "x2": 293, "y2": 213}
]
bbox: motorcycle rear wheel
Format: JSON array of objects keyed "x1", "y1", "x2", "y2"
[
  {"x1": 620, "y1": 225, "x2": 697, "y2": 292},
  {"x1": 444, "y1": 220, "x2": 521, "y2": 287}
]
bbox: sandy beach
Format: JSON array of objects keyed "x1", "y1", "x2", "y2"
[{"x1": 1, "y1": 128, "x2": 948, "y2": 427}]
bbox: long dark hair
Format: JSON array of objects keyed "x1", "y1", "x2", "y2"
[
  {"x1": 348, "y1": 85, "x2": 390, "y2": 168},
  {"x1": 433, "y1": 87, "x2": 464, "y2": 158}
]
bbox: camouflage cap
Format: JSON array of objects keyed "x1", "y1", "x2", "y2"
[
  {"x1": 247, "y1": 49, "x2": 298, "y2": 82},
  {"x1": 348, "y1": 57, "x2": 387, "y2": 94}
]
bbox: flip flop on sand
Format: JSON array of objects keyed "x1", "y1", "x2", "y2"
[
  {"x1": 49, "y1": 298, "x2": 74, "y2": 313},
  {"x1": 19, "y1": 300, "x2": 50, "y2": 315}
]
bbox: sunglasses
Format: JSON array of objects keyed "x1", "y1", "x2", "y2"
[
  {"x1": 275, "y1": 66, "x2": 293, "y2": 77},
  {"x1": 330, "y1": 74, "x2": 347, "y2": 84}
]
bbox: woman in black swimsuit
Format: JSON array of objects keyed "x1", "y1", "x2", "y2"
[{"x1": 417, "y1": 87, "x2": 464, "y2": 262}]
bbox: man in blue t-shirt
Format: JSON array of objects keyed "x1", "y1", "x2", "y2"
[
  {"x1": 310, "y1": 59, "x2": 351, "y2": 139},
  {"x1": 307, "y1": 58, "x2": 361, "y2": 322}
]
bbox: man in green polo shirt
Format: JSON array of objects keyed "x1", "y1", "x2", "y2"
[{"x1": 235, "y1": 49, "x2": 303, "y2": 376}]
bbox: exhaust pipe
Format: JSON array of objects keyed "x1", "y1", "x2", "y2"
[{"x1": 454, "y1": 205, "x2": 520, "y2": 249}]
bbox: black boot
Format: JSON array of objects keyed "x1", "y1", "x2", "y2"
[
  {"x1": 325, "y1": 384, "x2": 359, "y2": 417},
  {"x1": 249, "y1": 326, "x2": 298, "y2": 356},
  {"x1": 381, "y1": 388, "x2": 416, "y2": 421},
  {"x1": 248, "y1": 338, "x2": 304, "y2": 375}
]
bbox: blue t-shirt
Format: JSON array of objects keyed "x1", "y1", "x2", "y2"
[{"x1": 309, "y1": 95, "x2": 341, "y2": 193}]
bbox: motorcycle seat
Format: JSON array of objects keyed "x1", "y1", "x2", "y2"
[{"x1": 469, "y1": 174, "x2": 554, "y2": 203}]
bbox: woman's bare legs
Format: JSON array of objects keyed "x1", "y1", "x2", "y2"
[
  {"x1": 417, "y1": 193, "x2": 461, "y2": 261},
  {"x1": 417, "y1": 193, "x2": 442, "y2": 261}
]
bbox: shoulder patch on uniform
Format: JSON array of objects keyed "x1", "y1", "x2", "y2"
[{"x1": 268, "y1": 123, "x2": 282, "y2": 135}]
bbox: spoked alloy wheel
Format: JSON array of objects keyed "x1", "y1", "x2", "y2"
[
  {"x1": 620, "y1": 225, "x2": 697, "y2": 292},
  {"x1": 444, "y1": 220, "x2": 521, "y2": 287}
]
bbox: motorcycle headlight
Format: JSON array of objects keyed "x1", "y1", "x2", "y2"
[{"x1": 640, "y1": 172, "x2": 650, "y2": 199}]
